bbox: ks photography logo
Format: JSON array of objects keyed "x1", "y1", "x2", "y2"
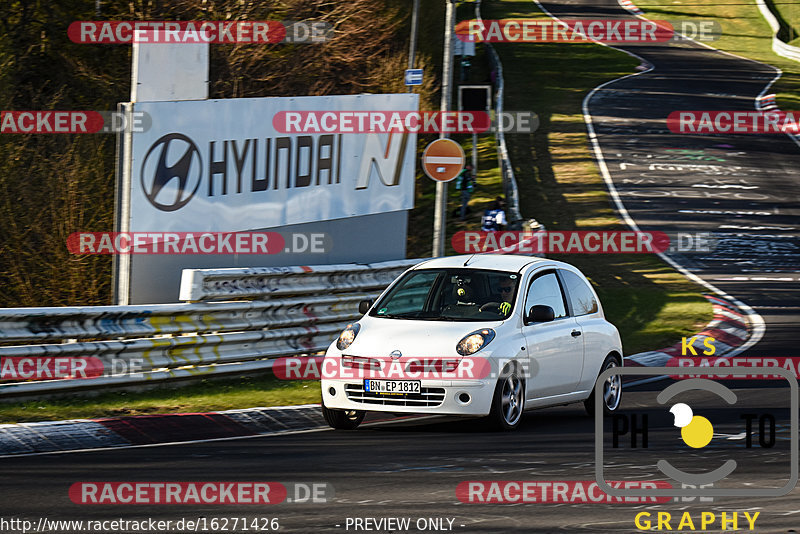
[{"x1": 594, "y1": 366, "x2": 798, "y2": 497}]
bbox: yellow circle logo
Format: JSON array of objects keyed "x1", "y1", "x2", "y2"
[
  {"x1": 681, "y1": 416, "x2": 714, "y2": 448},
  {"x1": 671, "y1": 403, "x2": 714, "y2": 448}
]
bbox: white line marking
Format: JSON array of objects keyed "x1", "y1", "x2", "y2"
[
  {"x1": 713, "y1": 276, "x2": 797, "y2": 281},
  {"x1": 425, "y1": 156, "x2": 462, "y2": 164}
]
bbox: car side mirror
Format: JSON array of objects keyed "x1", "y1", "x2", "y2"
[
  {"x1": 526, "y1": 305, "x2": 555, "y2": 324},
  {"x1": 358, "y1": 299, "x2": 374, "y2": 314}
]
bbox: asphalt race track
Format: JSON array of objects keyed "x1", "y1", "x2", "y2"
[
  {"x1": 0, "y1": 387, "x2": 796, "y2": 532},
  {"x1": 2, "y1": 1, "x2": 799, "y2": 533}
]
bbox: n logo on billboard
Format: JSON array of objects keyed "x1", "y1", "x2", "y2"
[{"x1": 356, "y1": 133, "x2": 410, "y2": 190}]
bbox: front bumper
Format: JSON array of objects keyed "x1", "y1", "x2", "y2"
[{"x1": 321, "y1": 377, "x2": 494, "y2": 416}]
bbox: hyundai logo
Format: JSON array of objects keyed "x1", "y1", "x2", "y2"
[
  {"x1": 141, "y1": 133, "x2": 202, "y2": 211},
  {"x1": 390, "y1": 350, "x2": 402, "y2": 359}
]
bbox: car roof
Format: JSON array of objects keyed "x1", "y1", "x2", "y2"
[{"x1": 413, "y1": 254, "x2": 549, "y2": 273}]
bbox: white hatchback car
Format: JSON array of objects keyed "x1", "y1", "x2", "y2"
[{"x1": 320, "y1": 254, "x2": 623, "y2": 430}]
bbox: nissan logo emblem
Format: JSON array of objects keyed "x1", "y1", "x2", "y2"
[{"x1": 141, "y1": 133, "x2": 202, "y2": 212}]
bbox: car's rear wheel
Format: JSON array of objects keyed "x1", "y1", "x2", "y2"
[
  {"x1": 322, "y1": 403, "x2": 365, "y2": 430},
  {"x1": 584, "y1": 355, "x2": 622, "y2": 416},
  {"x1": 488, "y1": 364, "x2": 525, "y2": 431}
]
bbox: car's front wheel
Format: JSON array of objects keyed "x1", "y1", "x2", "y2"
[
  {"x1": 322, "y1": 404, "x2": 365, "y2": 430},
  {"x1": 584, "y1": 355, "x2": 622, "y2": 416},
  {"x1": 488, "y1": 365, "x2": 525, "y2": 431}
]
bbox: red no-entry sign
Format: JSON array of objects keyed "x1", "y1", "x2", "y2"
[{"x1": 422, "y1": 138, "x2": 465, "y2": 182}]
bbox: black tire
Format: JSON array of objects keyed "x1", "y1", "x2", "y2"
[
  {"x1": 487, "y1": 364, "x2": 525, "y2": 431},
  {"x1": 322, "y1": 404, "x2": 365, "y2": 430},
  {"x1": 584, "y1": 355, "x2": 622, "y2": 416}
]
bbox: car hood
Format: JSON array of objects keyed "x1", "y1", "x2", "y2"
[{"x1": 342, "y1": 316, "x2": 505, "y2": 358}]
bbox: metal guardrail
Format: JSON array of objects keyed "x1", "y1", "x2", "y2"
[
  {"x1": 475, "y1": 0, "x2": 525, "y2": 230},
  {"x1": 756, "y1": 0, "x2": 800, "y2": 63},
  {"x1": 0, "y1": 259, "x2": 423, "y2": 398},
  {"x1": 179, "y1": 259, "x2": 422, "y2": 301}
]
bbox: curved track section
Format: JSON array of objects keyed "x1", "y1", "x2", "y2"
[{"x1": 537, "y1": 0, "x2": 800, "y2": 357}]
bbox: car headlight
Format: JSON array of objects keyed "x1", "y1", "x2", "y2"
[
  {"x1": 336, "y1": 323, "x2": 361, "y2": 351},
  {"x1": 456, "y1": 328, "x2": 496, "y2": 356}
]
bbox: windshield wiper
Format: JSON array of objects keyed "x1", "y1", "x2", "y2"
[
  {"x1": 376, "y1": 312, "x2": 422, "y2": 319},
  {"x1": 376, "y1": 312, "x2": 455, "y2": 321}
]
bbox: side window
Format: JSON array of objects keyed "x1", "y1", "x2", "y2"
[
  {"x1": 561, "y1": 270, "x2": 598, "y2": 316},
  {"x1": 524, "y1": 272, "x2": 567, "y2": 319},
  {"x1": 375, "y1": 271, "x2": 438, "y2": 315}
]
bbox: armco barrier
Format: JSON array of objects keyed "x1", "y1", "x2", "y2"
[
  {"x1": 179, "y1": 259, "x2": 422, "y2": 301},
  {"x1": 0, "y1": 259, "x2": 423, "y2": 398},
  {"x1": 475, "y1": 0, "x2": 525, "y2": 230},
  {"x1": 755, "y1": 0, "x2": 800, "y2": 63}
]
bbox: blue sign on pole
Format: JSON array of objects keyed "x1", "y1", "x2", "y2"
[{"x1": 404, "y1": 68, "x2": 424, "y2": 86}]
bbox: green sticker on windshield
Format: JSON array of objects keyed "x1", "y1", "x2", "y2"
[{"x1": 378, "y1": 308, "x2": 388, "y2": 314}]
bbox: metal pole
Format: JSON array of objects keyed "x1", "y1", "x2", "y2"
[
  {"x1": 472, "y1": 132, "x2": 478, "y2": 173},
  {"x1": 408, "y1": 0, "x2": 420, "y2": 71},
  {"x1": 432, "y1": 0, "x2": 455, "y2": 258}
]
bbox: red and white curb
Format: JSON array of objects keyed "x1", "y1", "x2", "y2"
[
  {"x1": 0, "y1": 404, "x2": 327, "y2": 457},
  {"x1": 617, "y1": 0, "x2": 644, "y2": 16},
  {"x1": 757, "y1": 93, "x2": 800, "y2": 141},
  {"x1": 0, "y1": 405, "x2": 428, "y2": 457},
  {"x1": 624, "y1": 295, "x2": 749, "y2": 371}
]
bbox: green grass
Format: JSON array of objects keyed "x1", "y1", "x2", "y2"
[
  {"x1": 479, "y1": 0, "x2": 713, "y2": 353},
  {"x1": 770, "y1": 0, "x2": 800, "y2": 46},
  {"x1": 640, "y1": 0, "x2": 800, "y2": 110},
  {"x1": 0, "y1": 374, "x2": 320, "y2": 423}
]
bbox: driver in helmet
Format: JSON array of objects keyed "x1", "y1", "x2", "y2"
[{"x1": 480, "y1": 276, "x2": 515, "y2": 316}]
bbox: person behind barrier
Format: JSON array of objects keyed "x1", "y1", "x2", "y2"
[
  {"x1": 455, "y1": 165, "x2": 476, "y2": 221},
  {"x1": 481, "y1": 197, "x2": 506, "y2": 232}
]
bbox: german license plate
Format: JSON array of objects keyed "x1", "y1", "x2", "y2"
[{"x1": 364, "y1": 379, "x2": 421, "y2": 395}]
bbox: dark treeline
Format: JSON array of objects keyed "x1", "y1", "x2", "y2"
[{"x1": 0, "y1": 0, "x2": 441, "y2": 307}]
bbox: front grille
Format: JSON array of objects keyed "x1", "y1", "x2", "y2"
[{"x1": 344, "y1": 383, "x2": 446, "y2": 407}]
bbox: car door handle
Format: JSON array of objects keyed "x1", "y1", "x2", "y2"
[{"x1": 571, "y1": 330, "x2": 582, "y2": 337}]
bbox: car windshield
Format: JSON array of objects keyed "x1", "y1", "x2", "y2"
[{"x1": 369, "y1": 268, "x2": 520, "y2": 321}]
